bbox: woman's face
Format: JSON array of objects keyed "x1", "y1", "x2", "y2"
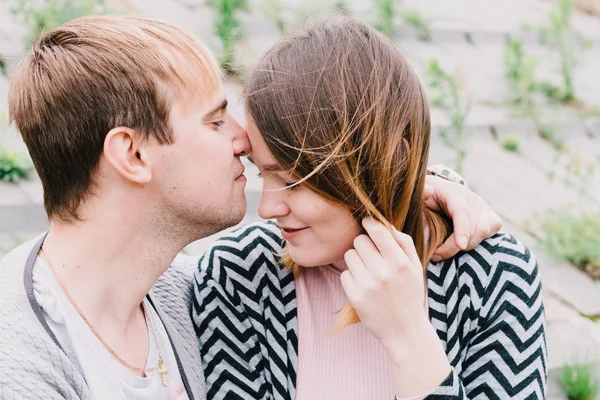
[{"x1": 246, "y1": 119, "x2": 361, "y2": 267}]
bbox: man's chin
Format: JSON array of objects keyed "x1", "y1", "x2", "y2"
[{"x1": 223, "y1": 201, "x2": 246, "y2": 228}]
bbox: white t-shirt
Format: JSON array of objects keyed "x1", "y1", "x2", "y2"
[{"x1": 33, "y1": 257, "x2": 189, "y2": 400}]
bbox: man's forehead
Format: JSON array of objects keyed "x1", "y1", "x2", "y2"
[
  {"x1": 205, "y1": 89, "x2": 227, "y2": 110},
  {"x1": 177, "y1": 86, "x2": 226, "y2": 114}
]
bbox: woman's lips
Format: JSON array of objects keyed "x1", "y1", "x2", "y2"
[{"x1": 280, "y1": 226, "x2": 308, "y2": 240}]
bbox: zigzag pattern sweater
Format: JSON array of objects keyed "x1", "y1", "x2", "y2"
[{"x1": 193, "y1": 222, "x2": 547, "y2": 399}]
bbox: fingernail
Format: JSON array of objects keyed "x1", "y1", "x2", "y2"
[{"x1": 459, "y1": 235, "x2": 468, "y2": 249}]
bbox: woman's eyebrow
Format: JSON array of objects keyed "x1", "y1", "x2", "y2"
[{"x1": 247, "y1": 155, "x2": 281, "y2": 171}]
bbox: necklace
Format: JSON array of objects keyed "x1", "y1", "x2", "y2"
[{"x1": 39, "y1": 248, "x2": 169, "y2": 386}]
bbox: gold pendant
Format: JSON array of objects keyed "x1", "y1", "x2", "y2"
[{"x1": 158, "y1": 355, "x2": 169, "y2": 387}]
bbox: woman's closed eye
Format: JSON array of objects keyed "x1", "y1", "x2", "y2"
[{"x1": 256, "y1": 172, "x2": 299, "y2": 190}]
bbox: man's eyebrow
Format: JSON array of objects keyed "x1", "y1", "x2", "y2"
[
  {"x1": 202, "y1": 98, "x2": 228, "y2": 121},
  {"x1": 247, "y1": 155, "x2": 281, "y2": 172}
]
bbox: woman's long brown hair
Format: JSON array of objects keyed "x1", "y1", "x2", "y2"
[{"x1": 244, "y1": 17, "x2": 450, "y2": 333}]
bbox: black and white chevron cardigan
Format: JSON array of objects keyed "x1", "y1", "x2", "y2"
[{"x1": 192, "y1": 221, "x2": 547, "y2": 399}]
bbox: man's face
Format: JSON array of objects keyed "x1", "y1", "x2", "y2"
[{"x1": 150, "y1": 88, "x2": 251, "y2": 238}]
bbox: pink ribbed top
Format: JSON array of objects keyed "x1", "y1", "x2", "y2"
[{"x1": 294, "y1": 261, "x2": 429, "y2": 400}]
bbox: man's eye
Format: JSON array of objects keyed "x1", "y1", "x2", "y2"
[
  {"x1": 256, "y1": 172, "x2": 263, "y2": 179},
  {"x1": 213, "y1": 120, "x2": 225, "y2": 127}
]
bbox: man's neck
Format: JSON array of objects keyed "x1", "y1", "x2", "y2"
[{"x1": 40, "y1": 212, "x2": 188, "y2": 330}]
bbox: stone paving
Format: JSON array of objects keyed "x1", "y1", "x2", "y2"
[{"x1": 1, "y1": 0, "x2": 600, "y2": 398}]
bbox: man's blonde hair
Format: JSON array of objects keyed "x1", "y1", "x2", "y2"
[{"x1": 9, "y1": 16, "x2": 221, "y2": 221}]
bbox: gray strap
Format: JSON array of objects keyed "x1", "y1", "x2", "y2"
[{"x1": 23, "y1": 233, "x2": 66, "y2": 352}]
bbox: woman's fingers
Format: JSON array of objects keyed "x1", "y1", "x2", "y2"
[
  {"x1": 361, "y1": 218, "x2": 405, "y2": 264},
  {"x1": 340, "y1": 269, "x2": 357, "y2": 299},
  {"x1": 390, "y1": 228, "x2": 422, "y2": 270},
  {"x1": 352, "y1": 232, "x2": 386, "y2": 275},
  {"x1": 344, "y1": 247, "x2": 370, "y2": 283}
]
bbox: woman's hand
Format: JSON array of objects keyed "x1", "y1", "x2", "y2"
[
  {"x1": 341, "y1": 218, "x2": 427, "y2": 347},
  {"x1": 424, "y1": 175, "x2": 502, "y2": 262},
  {"x1": 341, "y1": 218, "x2": 451, "y2": 397}
]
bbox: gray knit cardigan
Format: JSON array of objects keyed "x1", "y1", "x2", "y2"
[{"x1": 0, "y1": 235, "x2": 206, "y2": 400}]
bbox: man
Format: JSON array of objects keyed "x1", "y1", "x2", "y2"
[
  {"x1": 1, "y1": 16, "x2": 248, "y2": 400},
  {"x1": 0, "y1": 15, "x2": 499, "y2": 400}
]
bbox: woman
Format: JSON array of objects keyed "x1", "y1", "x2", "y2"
[{"x1": 193, "y1": 18, "x2": 546, "y2": 399}]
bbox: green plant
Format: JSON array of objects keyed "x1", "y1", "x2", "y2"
[
  {"x1": 374, "y1": 0, "x2": 396, "y2": 37},
  {"x1": 537, "y1": 206, "x2": 600, "y2": 279},
  {"x1": 559, "y1": 362, "x2": 600, "y2": 399},
  {"x1": 10, "y1": 0, "x2": 107, "y2": 46},
  {"x1": 502, "y1": 39, "x2": 571, "y2": 154},
  {"x1": 260, "y1": 0, "x2": 285, "y2": 34},
  {"x1": 538, "y1": 0, "x2": 584, "y2": 103},
  {"x1": 537, "y1": 81, "x2": 564, "y2": 102},
  {"x1": 502, "y1": 136, "x2": 520, "y2": 152},
  {"x1": 0, "y1": 148, "x2": 30, "y2": 183},
  {"x1": 400, "y1": 10, "x2": 431, "y2": 41},
  {"x1": 539, "y1": 125, "x2": 565, "y2": 151},
  {"x1": 504, "y1": 38, "x2": 539, "y2": 114},
  {"x1": 556, "y1": 148, "x2": 598, "y2": 201},
  {"x1": 427, "y1": 59, "x2": 470, "y2": 173},
  {"x1": 207, "y1": 0, "x2": 248, "y2": 76},
  {"x1": 0, "y1": 55, "x2": 7, "y2": 77},
  {"x1": 333, "y1": 1, "x2": 349, "y2": 13}
]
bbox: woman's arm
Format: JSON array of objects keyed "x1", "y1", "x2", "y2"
[
  {"x1": 422, "y1": 234, "x2": 547, "y2": 399},
  {"x1": 194, "y1": 260, "x2": 267, "y2": 399},
  {"x1": 192, "y1": 222, "x2": 286, "y2": 400},
  {"x1": 341, "y1": 219, "x2": 547, "y2": 399}
]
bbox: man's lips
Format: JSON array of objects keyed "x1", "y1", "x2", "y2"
[{"x1": 235, "y1": 167, "x2": 246, "y2": 179}]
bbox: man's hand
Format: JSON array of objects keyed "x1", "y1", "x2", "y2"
[{"x1": 424, "y1": 175, "x2": 502, "y2": 262}]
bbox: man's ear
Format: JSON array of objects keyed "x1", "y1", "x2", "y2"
[{"x1": 103, "y1": 127, "x2": 152, "y2": 184}]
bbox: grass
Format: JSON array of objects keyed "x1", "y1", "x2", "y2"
[
  {"x1": 0, "y1": 148, "x2": 30, "y2": 183},
  {"x1": 537, "y1": 206, "x2": 600, "y2": 279},
  {"x1": 562, "y1": 150, "x2": 597, "y2": 200},
  {"x1": 400, "y1": 10, "x2": 431, "y2": 41},
  {"x1": 538, "y1": 0, "x2": 583, "y2": 104},
  {"x1": 559, "y1": 362, "x2": 600, "y2": 400},
  {"x1": 207, "y1": 0, "x2": 248, "y2": 77},
  {"x1": 504, "y1": 38, "x2": 538, "y2": 114},
  {"x1": 426, "y1": 59, "x2": 470, "y2": 173},
  {"x1": 502, "y1": 39, "x2": 572, "y2": 153},
  {"x1": 502, "y1": 136, "x2": 520, "y2": 152},
  {"x1": 333, "y1": 1, "x2": 350, "y2": 13},
  {"x1": 10, "y1": 0, "x2": 107, "y2": 46},
  {"x1": 539, "y1": 126, "x2": 565, "y2": 151},
  {"x1": 260, "y1": 0, "x2": 286, "y2": 34},
  {"x1": 0, "y1": 56, "x2": 7, "y2": 77},
  {"x1": 374, "y1": 0, "x2": 395, "y2": 37}
]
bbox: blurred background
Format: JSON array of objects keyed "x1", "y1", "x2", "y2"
[{"x1": 0, "y1": 0, "x2": 599, "y2": 398}]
